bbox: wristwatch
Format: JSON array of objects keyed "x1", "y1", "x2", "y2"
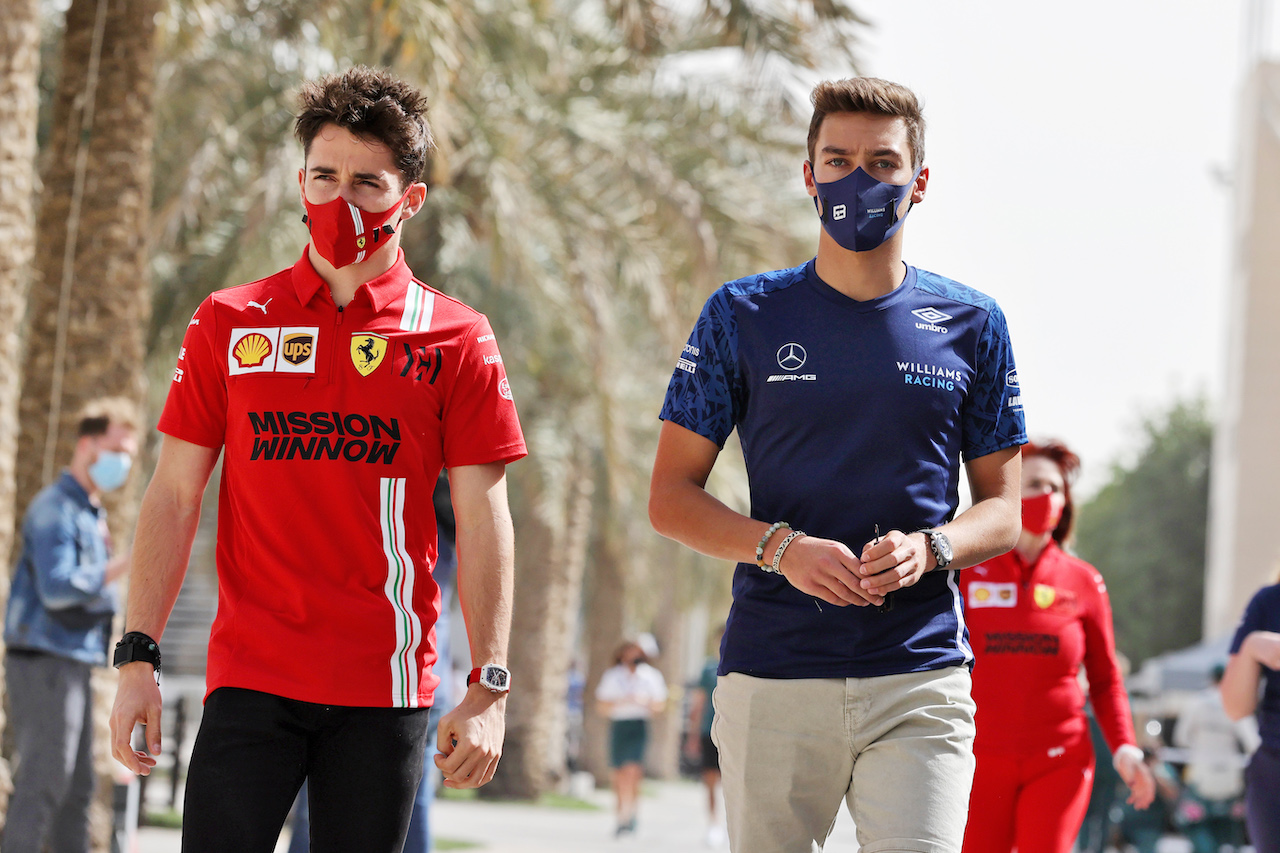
[
  {"x1": 920, "y1": 529, "x2": 953, "y2": 570},
  {"x1": 113, "y1": 632, "x2": 162, "y2": 673},
  {"x1": 467, "y1": 664, "x2": 511, "y2": 694}
]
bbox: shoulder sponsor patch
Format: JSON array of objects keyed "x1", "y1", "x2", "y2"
[
  {"x1": 228, "y1": 327, "x2": 319, "y2": 376},
  {"x1": 967, "y1": 581, "x2": 1017, "y2": 608}
]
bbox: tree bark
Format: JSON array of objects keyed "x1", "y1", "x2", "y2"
[
  {"x1": 13, "y1": 0, "x2": 158, "y2": 847},
  {"x1": 17, "y1": 0, "x2": 157, "y2": 524},
  {"x1": 483, "y1": 450, "x2": 592, "y2": 799},
  {"x1": 0, "y1": 0, "x2": 42, "y2": 823}
]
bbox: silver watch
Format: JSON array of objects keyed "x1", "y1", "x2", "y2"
[{"x1": 921, "y1": 529, "x2": 953, "y2": 569}]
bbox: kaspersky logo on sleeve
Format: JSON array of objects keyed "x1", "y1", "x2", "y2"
[{"x1": 228, "y1": 328, "x2": 318, "y2": 375}]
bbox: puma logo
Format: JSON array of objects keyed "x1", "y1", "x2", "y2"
[{"x1": 247, "y1": 298, "x2": 273, "y2": 314}]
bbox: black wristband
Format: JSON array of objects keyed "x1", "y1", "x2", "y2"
[{"x1": 113, "y1": 631, "x2": 162, "y2": 672}]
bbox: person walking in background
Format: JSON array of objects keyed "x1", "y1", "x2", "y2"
[
  {"x1": 2, "y1": 398, "x2": 139, "y2": 853},
  {"x1": 596, "y1": 640, "x2": 668, "y2": 837},
  {"x1": 1174, "y1": 663, "x2": 1257, "y2": 853},
  {"x1": 959, "y1": 440, "x2": 1154, "y2": 853},
  {"x1": 108, "y1": 67, "x2": 526, "y2": 853},
  {"x1": 1221, "y1": 580, "x2": 1280, "y2": 852},
  {"x1": 650, "y1": 76, "x2": 1026, "y2": 852},
  {"x1": 684, "y1": 626, "x2": 725, "y2": 847}
]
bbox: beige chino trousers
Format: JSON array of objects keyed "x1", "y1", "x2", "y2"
[{"x1": 712, "y1": 667, "x2": 976, "y2": 853}]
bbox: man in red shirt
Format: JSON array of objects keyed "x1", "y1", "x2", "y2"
[{"x1": 108, "y1": 67, "x2": 526, "y2": 853}]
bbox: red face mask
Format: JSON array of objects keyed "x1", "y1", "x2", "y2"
[
  {"x1": 1021, "y1": 492, "x2": 1064, "y2": 536},
  {"x1": 302, "y1": 188, "x2": 410, "y2": 269}
]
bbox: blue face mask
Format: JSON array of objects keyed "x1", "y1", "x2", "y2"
[
  {"x1": 810, "y1": 164, "x2": 923, "y2": 252},
  {"x1": 88, "y1": 450, "x2": 132, "y2": 493}
]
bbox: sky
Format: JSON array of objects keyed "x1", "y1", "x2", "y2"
[{"x1": 808, "y1": 0, "x2": 1272, "y2": 495}]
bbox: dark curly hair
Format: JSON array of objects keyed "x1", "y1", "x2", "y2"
[{"x1": 294, "y1": 66, "x2": 435, "y2": 188}]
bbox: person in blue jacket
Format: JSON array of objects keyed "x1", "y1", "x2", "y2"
[{"x1": 2, "y1": 398, "x2": 139, "y2": 853}]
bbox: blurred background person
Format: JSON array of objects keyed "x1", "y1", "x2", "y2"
[
  {"x1": 684, "y1": 626, "x2": 725, "y2": 847},
  {"x1": 1, "y1": 398, "x2": 138, "y2": 853},
  {"x1": 1173, "y1": 663, "x2": 1257, "y2": 853},
  {"x1": 596, "y1": 639, "x2": 668, "y2": 837},
  {"x1": 1115, "y1": 748, "x2": 1181, "y2": 853},
  {"x1": 1221, "y1": 577, "x2": 1280, "y2": 853},
  {"x1": 959, "y1": 440, "x2": 1154, "y2": 853}
]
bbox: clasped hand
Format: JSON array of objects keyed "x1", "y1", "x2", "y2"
[{"x1": 776, "y1": 529, "x2": 931, "y2": 607}]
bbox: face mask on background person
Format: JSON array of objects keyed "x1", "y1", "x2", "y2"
[
  {"x1": 810, "y1": 164, "x2": 922, "y2": 253},
  {"x1": 1021, "y1": 491, "x2": 1064, "y2": 537},
  {"x1": 302, "y1": 187, "x2": 411, "y2": 269},
  {"x1": 88, "y1": 450, "x2": 132, "y2": 493}
]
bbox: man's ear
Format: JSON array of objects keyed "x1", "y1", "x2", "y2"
[{"x1": 400, "y1": 182, "x2": 429, "y2": 221}]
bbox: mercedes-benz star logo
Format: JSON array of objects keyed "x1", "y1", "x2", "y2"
[{"x1": 776, "y1": 342, "x2": 807, "y2": 371}]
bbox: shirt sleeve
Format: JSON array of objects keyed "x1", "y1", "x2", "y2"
[
  {"x1": 157, "y1": 297, "x2": 228, "y2": 448},
  {"x1": 1230, "y1": 586, "x2": 1276, "y2": 653},
  {"x1": 23, "y1": 494, "x2": 112, "y2": 611},
  {"x1": 1078, "y1": 564, "x2": 1138, "y2": 753},
  {"x1": 960, "y1": 303, "x2": 1027, "y2": 461},
  {"x1": 658, "y1": 288, "x2": 740, "y2": 448},
  {"x1": 645, "y1": 665, "x2": 669, "y2": 703},
  {"x1": 595, "y1": 667, "x2": 624, "y2": 702},
  {"x1": 441, "y1": 316, "x2": 527, "y2": 468}
]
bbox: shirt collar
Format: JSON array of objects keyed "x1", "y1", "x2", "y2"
[
  {"x1": 291, "y1": 247, "x2": 412, "y2": 313},
  {"x1": 55, "y1": 470, "x2": 96, "y2": 511}
]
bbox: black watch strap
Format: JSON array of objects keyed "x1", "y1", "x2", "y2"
[{"x1": 113, "y1": 631, "x2": 161, "y2": 672}]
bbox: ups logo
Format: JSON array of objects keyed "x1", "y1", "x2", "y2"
[{"x1": 282, "y1": 333, "x2": 314, "y2": 366}]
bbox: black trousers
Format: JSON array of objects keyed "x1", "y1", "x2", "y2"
[{"x1": 181, "y1": 687, "x2": 432, "y2": 853}]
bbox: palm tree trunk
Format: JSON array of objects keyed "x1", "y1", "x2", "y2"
[
  {"x1": 0, "y1": 0, "x2": 42, "y2": 824},
  {"x1": 483, "y1": 450, "x2": 592, "y2": 799},
  {"x1": 15, "y1": 1, "x2": 158, "y2": 847},
  {"x1": 16, "y1": 0, "x2": 157, "y2": 521}
]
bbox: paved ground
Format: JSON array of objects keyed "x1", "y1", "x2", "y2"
[
  {"x1": 132, "y1": 778, "x2": 1207, "y2": 853},
  {"x1": 133, "y1": 778, "x2": 862, "y2": 852}
]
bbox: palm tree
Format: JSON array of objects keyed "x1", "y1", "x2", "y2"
[
  {"x1": 0, "y1": 0, "x2": 42, "y2": 822},
  {"x1": 13, "y1": 0, "x2": 158, "y2": 846}
]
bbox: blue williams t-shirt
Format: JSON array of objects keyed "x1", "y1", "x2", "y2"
[
  {"x1": 1230, "y1": 584, "x2": 1280, "y2": 747},
  {"x1": 660, "y1": 260, "x2": 1027, "y2": 679}
]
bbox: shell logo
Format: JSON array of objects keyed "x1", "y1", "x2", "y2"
[
  {"x1": 233, "y1": 333, "x2": 273, "y2": 367},
  {"x1": 974, "y1": 588, "x2": 990, "y2": 602}
]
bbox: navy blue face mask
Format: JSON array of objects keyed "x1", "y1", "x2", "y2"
[{"x1": 810, "y1": 164, "x2": 923, "y2": 252}]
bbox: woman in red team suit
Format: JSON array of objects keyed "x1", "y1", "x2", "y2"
[{"x1": 960, "y1": 440, "x2": 1155, "y2": 853}]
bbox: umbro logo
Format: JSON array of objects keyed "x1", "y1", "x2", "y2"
[
  {"x1": 912, "y1": 306, "x2": 951, "y2": 334},
  {"x1": 911, "y1": 307, "x2": 952, "y2": 325},
  {"x1": 776, "y1": 342, "x2": 807, "y2": 371}
]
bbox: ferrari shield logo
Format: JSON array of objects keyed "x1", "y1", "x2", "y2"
[
  {"x1": 351, "y1": 333, "x2": 388, "y2": 376},
  {"x1": 1033, "y1": 584, "x2": 1056, "y2": 609}
]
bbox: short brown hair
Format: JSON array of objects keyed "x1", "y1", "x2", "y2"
[
  {"x1": 77, "y1": 397, "x2": 140, "y2": 438},
  {"x1": 807, "y1": 78, "x2": 926, "y2": 170},
  {"x1": 294, "y1": 66, "x2": 436, "y2": 188}
]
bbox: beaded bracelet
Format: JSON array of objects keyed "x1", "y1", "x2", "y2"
[
  {"x1": 768, "y1": 530, "x2": 806, "y2": 574},
  {"x1": 755, "y1": 521, "x2": 790, "y2": 568}
]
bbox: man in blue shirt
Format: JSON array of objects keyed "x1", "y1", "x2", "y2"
[
  {"x1": 3, "y1": 398, "x2": 138, "y2": 853},
  {"x1": 650, "y1": 77, "x2": 1026, "y2": 852}
]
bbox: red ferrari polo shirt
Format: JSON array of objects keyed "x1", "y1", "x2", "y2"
[{"x1": 159, "y1": 249, "x2": 526, "y2": 708}]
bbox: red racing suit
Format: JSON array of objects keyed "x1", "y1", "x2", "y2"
[{"x1": 959, "y1": 542, "x2": 1137, "y2": 853}]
